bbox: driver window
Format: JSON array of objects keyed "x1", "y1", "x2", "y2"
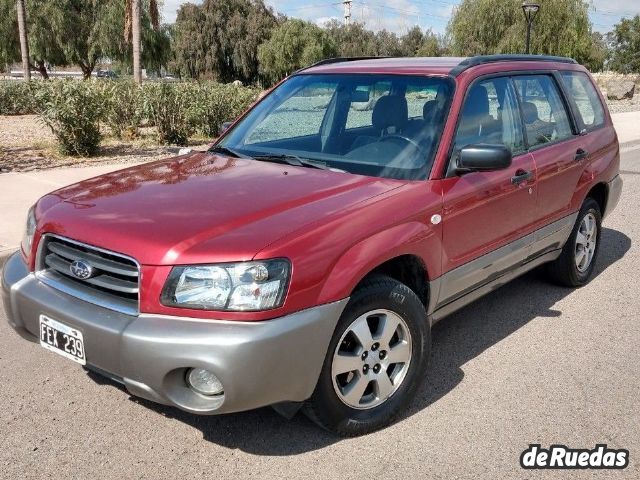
[{"x1": 453, "y1": 77, "x2": 525, "y2": 156}]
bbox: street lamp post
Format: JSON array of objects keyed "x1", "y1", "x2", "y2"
[{"x1": 522, "y1": 1, "x2": 540, "y2": 54}]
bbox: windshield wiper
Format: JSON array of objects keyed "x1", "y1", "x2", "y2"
[
  {"x1": 253, "y1": 154, "x2": 340, "y2": 172},
  {"x1": 208, "y1": 145, "x2": 252, "y2": 159}
]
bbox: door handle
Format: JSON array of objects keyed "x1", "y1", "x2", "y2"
[
  {"x1": 511, "y1": 169, "x2": 533, "y2": 185},
  {"x1": 574, "y1": 148, "x2": 589, "y2": 161}
]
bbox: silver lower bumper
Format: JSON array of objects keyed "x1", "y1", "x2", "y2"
[
  {"x1": 2, "y1": 252, "x2": 347, "y2": 414},
  {"x1": 604, "y1": 174, "x2": 623, "y2": 219}
]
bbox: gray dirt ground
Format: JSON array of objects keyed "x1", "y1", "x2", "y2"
[{"x1": 0, "y1": 148, "x2": 639, "y2": 479}]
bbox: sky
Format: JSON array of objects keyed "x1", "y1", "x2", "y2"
[{"x1": 161, "y1": 0, "x2": 640, "y2": 35}]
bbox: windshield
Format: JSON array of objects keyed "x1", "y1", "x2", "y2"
[{"x1": 218, "y1": 73, "x2": 454, "y2": 180}]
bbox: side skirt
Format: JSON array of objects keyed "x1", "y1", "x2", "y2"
[{"x1": 428, "y1": 248, "x2": 561, "y2": 324}]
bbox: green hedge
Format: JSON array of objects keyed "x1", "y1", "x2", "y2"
[{"x1": 0, "y1": 80, "x2": 260, "y2": 155}]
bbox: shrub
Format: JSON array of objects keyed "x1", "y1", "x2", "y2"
[
  {"x1": 0, "y1": 81, "x2": 39, "y2": 115},
  {"x1": 141, "y1": 82, "x2": 194, "y2": 145},
  {"x1": 34, "y1": 80, "x2": 104, "y2": 156},
  {"x1": 187, "y1": 83, "x2": 260, "y2": 137},
  {"x1": 99, "y1": 81, "x2": 143, "y2": 139}
]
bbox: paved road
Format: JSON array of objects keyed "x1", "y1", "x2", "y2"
[{"x1": 1, "y1": 149, "x2": 639, "y2": 479}]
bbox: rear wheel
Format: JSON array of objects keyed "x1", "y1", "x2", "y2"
[
  {"x1": 305, "y1": 275, "x2": 430, "y2": 436},
  {"x1": 546, "y1": 197, "x2": 602, "y2": 287}
]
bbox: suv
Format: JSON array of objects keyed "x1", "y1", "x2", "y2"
[{"x1": 2, "y1": 55, "x2": 622, "y2": 436}]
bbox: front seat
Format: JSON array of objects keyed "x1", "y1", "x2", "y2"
[
  {"x1": 350, "y1": 95, "x2": 408, "y2": 150},
  {"x1": 455, "y1": 84, "x2": 500, "y2": 148}
]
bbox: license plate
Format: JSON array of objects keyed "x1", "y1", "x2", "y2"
[{"x1": 39, "y1": 315, "x2": 86, "y2": 365}]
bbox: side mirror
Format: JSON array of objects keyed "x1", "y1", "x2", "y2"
[
  {"x1": 221, "y1": 121, "x2": 233, "y2": 133},
  {"x1": 457, "y1": 144, "x2": 512, "y2": 173}
]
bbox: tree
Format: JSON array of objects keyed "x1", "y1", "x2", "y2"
[
  {"x1": 258, "y1": 19, "x2": 336, "y2": 84},
  {"x1": 16, "y1": 0, "x2": 30, "y2": 80},
  {"x1": 94, "y1": 0, "x2": 170, "y2": 76},
  {"x1": 447, "y1": 0, "x2": 604, "y2": 70},
  {"x1": 607, "y1": 15, "x2": 640, "y2": 73},
  {"x1": 124, "y1": 0, "x2": 159, "y2": 83},
  {"x1": 46, "y1": 0, "x2": 106, "y2": 79},
  {"x1": 0, "y1": 1, "x2": 20, "y2": 70},
  {"x1": 172, "y1": 0, "x2": 277, "y2": 83},
  {"x1": 325, "y1": 20, "x2": 377, "y2": 57},
  {"x1": 132, "y1": 0, "x2": 141, "y2": 82},
  {"x1": 374, "y1": 29, "x2": 403, "y2": 56},
  {"x1": 26, "y1": 0, "x2": 68, "y2": 78}
]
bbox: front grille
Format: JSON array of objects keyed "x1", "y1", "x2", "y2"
[{"x1": 37, "y1": 235, "x2": 140, "y2": 315}]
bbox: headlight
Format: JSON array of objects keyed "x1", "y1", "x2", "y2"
[
  {"x1": 22, "y1": 206, "x2": 36, "y2": 255},
  {"x1": 161, "y1": 259, "x2": 290, "y2": 311}
]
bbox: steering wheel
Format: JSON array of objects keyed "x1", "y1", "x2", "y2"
[{"x1": 376, "y1": 134, "x2": 426, "y2": 154}]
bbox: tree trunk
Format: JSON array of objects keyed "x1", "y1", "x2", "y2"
[
  {"x1": 132, "y1": 0, "x2": 142, "y2": 84},
  {"x1": 16, "y1": 0, "x2": 30, "y2": 82}
]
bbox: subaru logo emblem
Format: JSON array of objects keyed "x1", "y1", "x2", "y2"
[{"x1": 70, "y1": 259, "x2": 93, "y2": 279}]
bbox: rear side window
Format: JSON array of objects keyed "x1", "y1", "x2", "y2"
[
  {"x1": 513, "y1": 75, "x2": 573, "y2": 149},
  {"x1": 560, "y1": 71, "x2": 605, "y2": 130}
]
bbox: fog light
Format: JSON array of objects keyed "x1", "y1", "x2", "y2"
[{"x1": 186, "y1": 368, "x2": 224, "y2": 396}]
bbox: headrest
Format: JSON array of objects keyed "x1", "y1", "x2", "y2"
[
  {"x1": 423, "y1": 100, "x2": 437, "y2": 122},
  {"x1": 522, "y1": 101, "x2": 539, "y2": 124},
  {"x1": 462, "y1": 84, "x2": 489, "y2": 118},
  {"x1": 372, "y1": 95, "x2": 408, "y2": 132}
]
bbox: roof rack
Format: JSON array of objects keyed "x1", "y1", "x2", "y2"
[
  {"x1": 450, "y1": 54, "x2": 577, "y2": 76},
  {"x1": 296, "y1": 56, "x2": 392, "y2": 73}
]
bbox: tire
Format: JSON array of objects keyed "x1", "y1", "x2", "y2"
[
  {"x1": 304, "y1": 275, "x2": 430, "y2": 436},
  {"x1": 546, "y1": 197, "x2": 602, "y2": 287}
]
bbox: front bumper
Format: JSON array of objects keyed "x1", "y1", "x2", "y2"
[{"x1": 2, "y1": 252, "x2": 347, "y2": 414}]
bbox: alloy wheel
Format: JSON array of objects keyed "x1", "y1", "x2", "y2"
[
  {"x1": 331, "y1": 309, "x2": 412, "y2": 409},
  {"x1": 575, "y1": 212, "x2": 598, "y2": 273}
]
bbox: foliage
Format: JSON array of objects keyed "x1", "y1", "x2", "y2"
[
  {"x1": 447, "y1": 0, "x2": 605, "y2": 71},
  {"x1": 94, "y1": 0, "x2": 171, "y2": 76},
  {"x1": 141, "y1": 82, "x2": 196, "y2": 145},
  {"x1": 0, "y1": 0, "x2": 171, "y2": 78},
  {"x1": 186, "y1": 83, "x2": 260, "y2": 137},
  {"x1": 97, "y1": 81, "x2": 143, "y2": 138},
  {"x1": 172, "y1": 0, "x2": 277, "y2": 84},
  {"x1": 0, "y1": 81, "x2": 38, "y2": 114},
  {"x1": 0, "y1": 0, "x2": 20, "y2": 68},
  {"x1": 34, "y1": 80, "x2": 104, "y2": 155},
  {"x1": 25, "y1": 0, "x2": 68, "y2": 78},
  {"x1": 324, "y1": 21, "x2": 378, "y2": 57},
  {"x1": 322, "y1": 21, "x2": 445, "y2": 60},
  {"x1": 607, "y1": 15, "x2": 640, "y2": 73},
  {"x1": 258, "y1": 19, "x2": 337, "y2": 84}
]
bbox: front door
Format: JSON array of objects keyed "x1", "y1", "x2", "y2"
[{"x1": 438, "y1": 76, "x2": 537, "y2": 306}]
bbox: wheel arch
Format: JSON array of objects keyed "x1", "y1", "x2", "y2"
[
  {"x1": 355, "y1": 254, "x2": 430, "y2": 308},
  {"x1": 316, "y1": 221, "x2": 440, "y2": 309}
]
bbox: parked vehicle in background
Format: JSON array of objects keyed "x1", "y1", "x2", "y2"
[
  {"x1": 96, "y1": 70, "x2": 118, "y2": 79},
  {"x1": 2, "y1": 55, "x2": 622, "y2": 436}
]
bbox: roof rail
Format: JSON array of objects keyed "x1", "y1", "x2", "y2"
[
  {"x1": 296, "y1": 56, "x2": 392, "y2": 73},
  {"x1": 450, "y1": 54, "x2": 578, "y2": 76}
]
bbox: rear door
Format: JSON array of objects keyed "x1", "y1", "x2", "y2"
[
  {"x1": 512, "y1": 74, "x2": 584, "y2": 228},
  {"x1": 438, "y1": 76, "x2": 537, "y2": 306}
]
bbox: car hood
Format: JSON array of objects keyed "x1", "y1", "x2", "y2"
[{"x1": 37, "y1": 152, "x2": 404, "y2": 265}]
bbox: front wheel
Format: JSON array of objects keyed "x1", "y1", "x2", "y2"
[
  {"x1": 304, "y1": 275, "x2": 430, "y2": 436},
  {"x1": 546, "y1": 197, "x2": 602, "y2": 287}
]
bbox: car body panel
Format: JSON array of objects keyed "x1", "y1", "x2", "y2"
[{"x1": 3, "y1": 56, "x2": 623, "y2": 417}]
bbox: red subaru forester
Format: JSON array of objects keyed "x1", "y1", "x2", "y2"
[{"x1": 2, "y1": 55, "x2": 622, "y2": 436}]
